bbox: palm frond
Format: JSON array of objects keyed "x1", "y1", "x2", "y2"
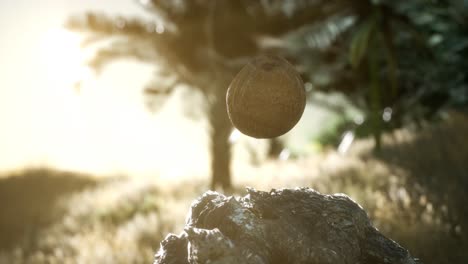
[
  {"x1": 86, "y1": 39, "x2": 158, "y2": 71},
  {"x1": 283, "y1": 14, "x2": 356, "y2": 51},
  {"x1": 66, "y1": 13, "x2": 159, "y2": 37}
]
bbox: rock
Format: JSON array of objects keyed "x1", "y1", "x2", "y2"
[{"x1": 154, "y1": 188, "x2": 417, "y2": 264}]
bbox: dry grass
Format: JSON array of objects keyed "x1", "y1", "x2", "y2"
[{"x1": 0, "y1": 112, "x2": 467, "y2": 264}]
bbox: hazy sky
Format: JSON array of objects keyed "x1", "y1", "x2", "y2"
[
  {"x1": 0, "y1": 0, "x2": 327, "y2": 179},
  {"x1": 0, "y1": 0, "x2": 210, "y2": 177}
]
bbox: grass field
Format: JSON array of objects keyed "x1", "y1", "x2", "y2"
[{"x1": 0, "y1": 113, "x2": 467, "y2": 264}]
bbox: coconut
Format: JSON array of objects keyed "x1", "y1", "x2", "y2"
[{"x1": 226, "y1": 55, "x2": 306, "y2": 138}]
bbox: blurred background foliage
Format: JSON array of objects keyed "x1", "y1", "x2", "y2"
[
  {"x1": 66, "y1": 0, "x2": 468, "y2": 189},
  {"x1": 1, "y1": 0, "x2": 467, "y2": 263}
]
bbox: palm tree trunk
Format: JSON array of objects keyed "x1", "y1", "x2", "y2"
[{"x1": 208, "y1": 86, "x2": 233, "y2": 191}]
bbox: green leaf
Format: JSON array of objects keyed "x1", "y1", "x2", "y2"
[{"x1": 349, "y1": 18, "x2": 376, "y2": 68}]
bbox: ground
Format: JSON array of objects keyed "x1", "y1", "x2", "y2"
[{"x1": 0, "y1": 113, "x2": 467, "y2": 264}]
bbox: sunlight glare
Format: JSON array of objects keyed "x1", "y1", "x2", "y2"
[
  {"x1": 41, "y1": 27, "x2": 90, "y2": 87},
  {"x1": 33, "y1": 28, "x2": 209, "y2": 178}
]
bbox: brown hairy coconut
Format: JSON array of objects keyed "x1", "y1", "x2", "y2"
[{"x1": 226, "y1": 55, "x2": 306, "y2": 138}]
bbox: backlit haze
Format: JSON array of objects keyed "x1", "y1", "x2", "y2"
[
  {"x1": 0, "y1": 0, "x2": 325, "y2": 179},
  {"x1": 0, "y1": 0, "x2": 210, "y2": 177}
]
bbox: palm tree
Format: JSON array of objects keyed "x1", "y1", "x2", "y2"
[
  {"x1": 66, "y1": 0, "x2": 467, "y2": 188},
  {"x1": 66, "y1": 0, "x2": 355, "y2": 190}
]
